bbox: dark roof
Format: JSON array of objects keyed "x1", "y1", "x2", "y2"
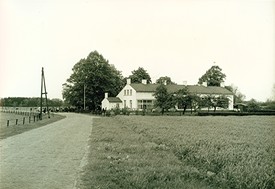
[
  {"x1": 130, "y1": 84, "x2": 233, "y2": 95},
  {"x1": 234, "y1": 103, "x2": 248, "y2": 106},
  {"x1": 130, "y1": 83, "x2": 157, "y2": 92},
  {"x1": 107, "y1": 97, "x2": 122, "y2": 103}
]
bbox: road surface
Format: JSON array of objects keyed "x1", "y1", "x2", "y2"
[{"x1": 0, "y1": 113, "x2": 95, "y2": 189}]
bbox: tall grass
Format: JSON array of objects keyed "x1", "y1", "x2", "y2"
[{"x1": 79, "y1": 116, "x2": 275, "y2": 189}]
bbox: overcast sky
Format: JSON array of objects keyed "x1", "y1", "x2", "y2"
[{"x1": 1, "y1": 0, "x2": 274, "y2": 101}]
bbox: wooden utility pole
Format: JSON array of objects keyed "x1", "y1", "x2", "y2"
[
  {"x1": 40, "y1": 67, "x2": 50, "y2": 120},
  {"x1": 84, "y1": 84, "x2": 86, "y2": 110}
]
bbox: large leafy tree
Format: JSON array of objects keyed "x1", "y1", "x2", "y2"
[
  {"x1": 153, "y1": 84, "x2": 174, "y2": 115},
  {"x1": 189, "y1": 94, "x2": 201, "y2": 113},
  {"x1": 62, "y1": 51, "x2": 124, "y2": 110},
  {"x1": 199, "y1": 95, "x2": 213, "y2": 112},
  {"x1": 174, "y1": 87, "x2": 192, "y2": 114},
  {"x1": 129, "y1": 67, "x2": 152, "y2": 84},
  {"x1": 199, "y1": 94, "x2": 230, "y2": 112},
  {"x1": 247, "y1": 99, "x2": 261, "y2": 112},
  {"x1": 261, "y1": 99, "x2": 275, "y2": 110},
  {"x1": 48, "y1": 98, "x2": 63, "y2": 107},
  {"x1": 198, "y1": 65, "x2": 226, "y2": 86},
  {"x1": 156, "y1": 76, "x2": 176, "y2": 85},
  {"x1": 212, "y1": 95, "x2": 230, "y2": 112}
]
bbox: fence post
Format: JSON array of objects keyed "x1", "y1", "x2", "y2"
[
  {"x1": 23, "y1": 117, "x2": 25, "y2": 125},
  {"x1": 7, "y1": 120, "x2": 9, "y2": 127},
  {"x1": 29, "y1": 116, "x2": 31, "y2": 123},
  {"x1": 16, "y1": 119, "x2": 18, "y2": 125},
  {"x1": 34, "y1": 116, "x2": 35, "y2": 122}
]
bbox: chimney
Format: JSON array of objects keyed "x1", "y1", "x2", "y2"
[
  {"x1": 127, "y1": 78, "x2": 131, "y2": 85},
  {"x1": 105, "y1": 92, "x2": 108, "y2": 99},
  {"x1": 202, "y1": 82, "x2": 207, "y2": 87},
  {"x1": 182, "y1": 81, "x2": 187, "y2": 86},
  {"x1": 164, "y1": 80, "x2": 167, "y2": 85},
  {"x1": 142, "y1": 79, "x2": 147, "y2": 84},
  {"x1": 220, "y1": 82, "x2": 225, "y2": 87}
]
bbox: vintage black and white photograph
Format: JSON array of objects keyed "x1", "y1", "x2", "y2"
[{"x1": 0, "y1": 0, "x2": 274, "y2": 188}]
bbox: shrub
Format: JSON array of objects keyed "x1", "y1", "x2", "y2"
[
  {"x1": 105, "y1": 110, "x2": 111, "y2": 117},
  {"x1": 122, "y1": 108, "x2": 130, "y2": 115},
  {"x1": 114, "y1": 107, "x2": 120, "y2": 115}
]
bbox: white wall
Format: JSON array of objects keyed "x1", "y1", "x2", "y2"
[
  {"x1": 117, "y1": 85, "x2": 137, "y2": 109},
  {"x1": 101, "y1": 98, "x2": 122, "y2": 110},
  {"x1": 117, "y1": 84, "x2": 157, "y2": 109},
  {"x1": 136, "y1": 92, "x2": 155, "y2": 100},
  {"x1": 101, "y1": 98, "x2": 109, "y2": 110},
  {"x1": 109, "y1": 102, "x2": 122, "y2": 110},
  {"x1": 227, "y1": 95, "x2": 234, "y2": 110}
]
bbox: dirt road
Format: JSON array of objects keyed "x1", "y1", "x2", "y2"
[{"x1": 0, "y1": 113, "x2": 96, "y2": 189}]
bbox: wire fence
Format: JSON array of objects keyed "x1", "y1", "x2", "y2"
[
  {"x1": 0, "y1": 110, "x2": 54, "y2": 127},
  {"x1": 1, "y1": 109, "x2": 39, "y2": 116}
]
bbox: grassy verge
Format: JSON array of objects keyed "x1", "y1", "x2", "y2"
[
  {"x1": 79, "y1": 116, "x2": 275, "y2": 189},
  {"x1": 0, "y1": 113, "x2": 66, "y2": 140}
]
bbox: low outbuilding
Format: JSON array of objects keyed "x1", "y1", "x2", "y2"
[{"x1": 101, "y1": 93, "x2": 122, "y2": 110}]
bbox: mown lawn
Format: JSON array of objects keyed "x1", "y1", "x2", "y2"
[{"x1": 79, "y1": 116, "x2": 275, "y2": 189}]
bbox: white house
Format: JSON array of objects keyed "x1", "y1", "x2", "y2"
[
  {"x1": 101, "y1": 93, "x2": 122, "y2": 110},
  {"x1": 101, "y1": 79, "x2": 234, "y2": 111}
]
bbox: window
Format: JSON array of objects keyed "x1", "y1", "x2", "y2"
[
  {"x1": 130, "y1": 89, "x2": 132, "y2": 96},
  {"x1": 124, "y1": 90, "x2": 126, "y2": 96},
  {"x1": 127, "y1": 89, "x2": 129, "y2": 96},
  {"x1": 130, "y1": 100, "x2": 132, "y2": 108},
  {"x1": 137, "y1": 100, "x2": 154, "y2": 110}
]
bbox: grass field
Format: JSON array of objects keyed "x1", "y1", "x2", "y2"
[
  {"x1": 0, "y1": 112, "x2": 66, "y2": 139},
  {"x1": 79, "y1": 116, "x2": 275, "y2": 189}
]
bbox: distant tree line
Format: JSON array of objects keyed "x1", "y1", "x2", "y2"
[
  {"x1": 245, "y1": 99, "x2": 275, "y2": 112},
  {"x1": 0, "y1": 97, "x2": 63, "y2": 107}
]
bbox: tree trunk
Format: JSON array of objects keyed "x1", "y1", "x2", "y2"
[{"x1": 183, "y1": 106, "x2": 187, "y2": 115}]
